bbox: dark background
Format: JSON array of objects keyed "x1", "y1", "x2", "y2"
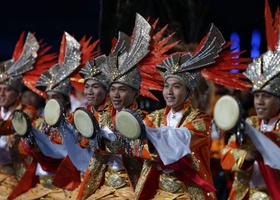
[{"x1": 0, "y1": 0, "x2": 280, "y2": 60}]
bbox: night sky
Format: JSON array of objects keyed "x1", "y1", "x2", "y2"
[{"x1": 0, "y1": 0, "x2": 279, "y2": 60}]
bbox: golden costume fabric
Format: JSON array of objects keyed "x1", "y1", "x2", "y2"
[
  {"x1": 141, "y1": 101, "x2": 216, "y2": 200},
  {"x1": 77, "y1": 103, "x2": 147, "y2": 200},
  {"x1": 220, "y1": 114, "x2": 280, "y2": 199},
  {"x1": 0, "y1": 101, "x2": 37, "y2": 200},
  {"x1": 8, "y1": 107, "x2": 73, "y2": 199}
]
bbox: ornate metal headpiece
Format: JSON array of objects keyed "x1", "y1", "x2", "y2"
[
  {"x1": 36, "y1": 32, "x2": 81, "y2": 97},
  {"x1": 0, "y1": 32, "x2": 39, "y2": 90},
  {"x1": 243, "y1": 37, "x2": 280, "y2": 96},
  {"x1": 156, "y1": 24, "x2": 225, "y2": 91},
  {"x1": 243, "y1": 1, "x2": 280, "y2": 96},
  {"x1": 79, "y1": 54, "x2": 110, "y2": 91},
  {"x1": 100, "y1": 13, "x2": 152, "y2": 90}
]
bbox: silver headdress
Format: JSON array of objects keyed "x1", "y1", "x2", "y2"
[
  {"x1": 0, "y1": 32, "x2": 39, "y2": 90},
  {"x1": 100, "y1": 13, "x2": 152, "y2": 90},
  {"x1": 243, "y1": 1, "x2": 280, "y2": 97},
  {"x1": 243, "y1": 36, "x2": 280, "y2": 96},
  {"x1": 36, "y1": 32, "x2": 81, "y2": 97},
  {"x1": 79, "y1": 54, "x2": 110, "y2": 91},
  {"x1": 156, "y1": 24, "x2": 225, "y2": 91}
]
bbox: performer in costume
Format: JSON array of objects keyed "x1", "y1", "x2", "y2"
[
  {"x1": 0, "y1": 32, "x2": 51, "y2": 199},
  {"x1": 8, "y1": 32, "x2": 98, "y2": 200},
  {"x1": 139, "y1": 23, "x2": 252, "y2": 200},
  {"x1": 49, "y1": 52, "x2": 112, "y2": 192},
  {"x1": 75, "y1": 13, "x2": 152, "y2": 200},
  {"x1": 220, "y1": 1, "x2": 280, "y2": 199},
  {"x1": 76, "y1": 13, "x2": 180, "y2": 200}
]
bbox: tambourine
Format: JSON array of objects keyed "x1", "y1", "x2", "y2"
[
  {"x1": 115, "y1": 108, "x2": 146, "y2": 139},
  {"x1": 11, "y1": 110, "x2": 31, "y2": 136},
  {"x1": 213, "y1": 95, "x2": 245, "y2": 145},
  {"x1": 73, "y1": 107, "x2": 100, "y2": 138},
  {"x1": 44, "y1": 99, "x2": 65, "y2": 127}
]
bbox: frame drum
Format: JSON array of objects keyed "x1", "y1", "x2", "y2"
[
  {"x1": 213, "y1": 95, "x2": 240, "y2": 131},
  {"x1": 44, "y1": 99, "x2": 64, "y2": 127},
  {"x1": 73, "y1": 108, "x2": 98, "y2": 138},
  {"x1": 115, "y1": 108, "x2": 145, "y2": 139},
  {"x1": 12, "y1": 110, "x2": 30, "y2": 136}
]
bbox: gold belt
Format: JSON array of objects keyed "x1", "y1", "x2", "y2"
[
  {"x1": 159, "y1": 173, "x2": 187, "y2": 193},
  {"x1": 105, "y1": 166, "x2": 129, "y2": 189},
  {"x1": 249, "y1": 188, "x2": 270, "y2": 200},
  {"x1": 39, "y1": 176, "x2": 56, "y2": 189}
]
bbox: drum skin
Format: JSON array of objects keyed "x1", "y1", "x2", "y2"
[
  {"x1": 115, "y1": 108, "x2": 146, "y2": 139},
  {"x1": 73, "y1": 108, "x2": 96, "y2": 138},
  {"x1": 44, "y1": 99, "x2": 63, "y2": 127},
  {"x1": 12, "y1": 110, "x2": 30, "y2": 136},
  {"x1": 213, "y1": 95, "x2": 240, "y2": 131}
]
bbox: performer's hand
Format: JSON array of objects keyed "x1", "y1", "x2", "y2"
[{"x1": 245, "y1": 150, "x2": 257, "y2": 162}]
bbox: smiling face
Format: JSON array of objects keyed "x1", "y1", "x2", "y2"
[
  {"x1": 84, "y1": 79, "x2": 107, "y2": 110},
  {"x1": 254, "y1": 91, "x2": 280, "y2": 123},
  {"x1": 109, "y1": 83, "x2": 138, "y2": 112},
  {"x1": 162, "y1": 77, "x2": 190, "y2": 113},
  {"x1": 0, "y1": 84, "x2": 20, "y2": 111}
]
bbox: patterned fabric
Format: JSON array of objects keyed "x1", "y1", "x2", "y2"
[
  {"x1": 140, "y1": 101, "x2": 216, "y2": 200},
  {"x1": 0, "y1": 101, "x2": 37, "y2": 199},
  {"x1": 77, "y1": 103, "x2": 147, "y2": 200},
  {"x1": 220, "y1": 115, "x2": 280, "y2": 199}
]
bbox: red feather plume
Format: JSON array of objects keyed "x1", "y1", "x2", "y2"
[
  {"x1": 138, "y1": 19, "x2": 180, "y2": 101},
  {"x1": 265, "y1": 0, "x2": 280, "y2": 51},
  {"x1": 58, "y1": 33, "x2": 66, "y2": 65},
  {"x1": 12, "y1": 32, "x2": 26, "y2": 61},
  {"x1": 200, "y1": 41, "x2": 252, "y2": 91},
  {"x1": 23, "y1": 35, "x2": 57, "y2": 98}
]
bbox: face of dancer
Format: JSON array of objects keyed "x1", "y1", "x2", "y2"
[
  {"x1": 254, "y1": 91, "x2": 280, "y2": 123},
  {"x1": 0, "y1": 84, "x2": 20, "y2": 112},
  {"x1": 163, "y1": 77, "x2": 190, "y2": 113},
  {"x1": 46, "y1": 91, "x2": 69, "y2": 108},
  {"x1": 109, "y1": 83, "x2": 138, "y2": 112},
  {"x1": 21, "y1": 89, "x2": 43, "y2": 109},
  {"x1": 84, "y1": 79, "x2": 107, "y2": 110}
]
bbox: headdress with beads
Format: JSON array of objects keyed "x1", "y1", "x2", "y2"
[
  {"x1": 156, "y1": 24, "x2": 226, "y2": 91},
  {"x1": 78, "y1": 54, "x2": 110, "y2": 91},
  {"x1": 100, "y1": 15, "x2": 180, "y2": 101},
  {"x1": 243, "y1": 0, "x2": 280, "y2": 96},
  {"x1": 137, "y1": 18, "x2": 180, "y2": 101},
  {"x1": 156, "y1": 23, "x2": 252, "y2": 92},
  {"x1": 100, "y1": 13, "x2": 152, "y2": 91},
  {"x1": 35, "y1": 32, "x2": 99, "y2": 97},
  {"x1": 0, "y1": 32, "x2": 40, "y2": 91}
]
